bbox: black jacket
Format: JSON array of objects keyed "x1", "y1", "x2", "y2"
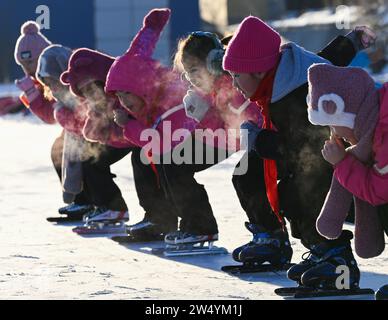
[{"x1": 255, "y1": 36, "x2": 357, "y2": 245}]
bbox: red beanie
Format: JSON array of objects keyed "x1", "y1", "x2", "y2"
[
  {"x1": 222, "y1": 16, "x2": 281, "y2": 73},
  {"x1": 61, "y1": 48, "x2": 114, "y2": 97}
]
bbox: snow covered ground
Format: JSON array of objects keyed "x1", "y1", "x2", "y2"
[
  {"x1": 0, "y1": 115, "x2": 388, "y2": 300},
  {"x1": 270, "y1": 6, "x2": 361, "y2": 29},
  {"x1": 0, "y1": 83, "x2": 20, "y2": 98}
]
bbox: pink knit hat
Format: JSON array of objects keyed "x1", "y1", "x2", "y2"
[
  {"x1": 222, "y1": 16, "x2": 281, "y2": 73},
  {"x1": 307, "y1": 63, "x2": 377, "y2": 132},
  {"x1": 61, "y1": 48, "x2": 115, "y2": 97},
  {"x1": 105, "y1": 8, "x2": 170, "y2": 103},
  {"x1": 14, "y1": 21, "x2": 52, "y2": 65}
]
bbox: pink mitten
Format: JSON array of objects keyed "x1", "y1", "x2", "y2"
[
  {"x1": 144, "y1": 8, "x2": 171, "y2": 30},
  {"x1": 15, "y1": 76, "x2": 40, "y2": 102},
  {"x1": 316, "y1": 176, "x2": 353, "y2": 239},
  {"x1": 354, "y1": 199, "x2": 385, "y2": 258}
]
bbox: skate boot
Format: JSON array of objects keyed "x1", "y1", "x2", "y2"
[
  {"x1": 73, "y1": 207, "x2": 129, "y2": 235},
  {"x1": 58, "y1": 203, "x2": 94, "y2": 216},
  {"x1": 83, "y1": 206, "x2": 129, "y2": 224},
  {"x1": 47, "y1": 203, "x2": 95, "y2": 223},
  {"x1": 299, "y1": 231, "x2": 360, "y2": 290},
  {"x1": 375, "y1": 284, "x2": 388, "y2": 300},
  {"x1": 287, "y1": 244, "x2": 330, "y2": 284},
  {"x1": 237, "y1": 226, "x2": 293, "y2": 268},
  {"x1": 164, "y1": 231, "x2": 218, "y2": 245},
  {"x1": 232, "y1": 222, "x2": 262, "y2": 262},
  {"x1": 287, "y1": 230, "x2": 357, "y2": 285},
  {"x1": 129, "y1": 219, "x2": 173, "y2": 241}
]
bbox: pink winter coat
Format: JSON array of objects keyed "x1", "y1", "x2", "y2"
[
  {"x1": 105, "y1": 8, "x2": 197, "y2": 154},
  {"x1": 334, "y1": 83, "x2": 388, "y2": 205},
  {"x1": 118, "y1": 69, "x2": 196, "y2": 154},
  {"x1": 54, "y1": 101, "x2": 88, "y2": 136}
]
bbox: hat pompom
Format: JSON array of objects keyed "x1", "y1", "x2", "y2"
[
  {"x1": 60, "y1": 71, "x2": 70, "y2": 85},
  {"x1": 21, "y1": 21, "x2": 40, "y2": 35}
]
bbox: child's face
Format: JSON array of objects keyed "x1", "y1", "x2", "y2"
[
  {"x1": 116, "y1": 91, "x2": 145, "y2": 116},
  {"x1": 183, "y1": 59, "x2": 216, "y2": 93},
  {"x1": 331, "y1": 126, "x2": 358, "y2": 145},
  {"x1": 79, "y1": 81, "x2": 108, "y2": 108},
  {"x1": 229, "y1": 72, "x2": 265, "y2": 99},
  {"x1": 41, "y1": 76, "x2": 79, "y2": 106},
  {"x1": 41, "y1": 76, "x2": 67, "y2": 100},
  {"x1": 21, "y1": 59, "x2": 38, "y2": 77}
]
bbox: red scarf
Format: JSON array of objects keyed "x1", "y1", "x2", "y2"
[{"x1": 250, "y1": 63, "x2": 285, "y2": 230}]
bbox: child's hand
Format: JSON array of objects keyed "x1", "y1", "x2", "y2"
[
  {"x1": 183, "y1": 90, "x2": 210, "y2": 122},
  {"x1": 113, "y1": 109, "x2": 130, "y2": 128},
  {"x1": 346, "y1": 26, "x2": 377, "y2": 51},
  {"x1": 240, "y1": 121, "x2": 262, "y2": 152},
  {"x1": 15, "y1": 76, "x2": 35, "y2": 92},
  {"x1": 15, "y1": 76, "x2": 40, "y2": 102},
  {"x1": 355, "y1": 26, "x2": 377, "y2": 49},
  {"x1": 321, "y1": 135, "x2": 346, "y2": 166}
]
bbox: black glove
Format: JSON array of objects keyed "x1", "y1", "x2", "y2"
[{"x1": 254, "y1": 129, "x2": 283, "y2": 160}]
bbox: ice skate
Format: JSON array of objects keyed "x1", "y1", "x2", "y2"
[
  {"x1": 48, "y1": 205, "x2": 95, "y2": 223},
  {"x1": 112, "y1": 219, "x2": 170, "y2": 243},
  {"x1": 58, "y1": 203, "x2": 94, "y2": 216},
  {"x1": 279, "y1": 231, "x2": 373, "y2": 299},
  {"x1": 73, "y1": 207, "x2": 128, "y2": 235},
  {"x1": 152, "y1": 231, "x2": 227, "y2": 257},
  {"x1": 222, "y1": 223, "x2": 293, "y2": 274}
]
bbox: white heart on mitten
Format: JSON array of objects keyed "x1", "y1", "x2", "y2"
[{"x1": 183, "y1": 89, "x2": 210, "y2": 122}]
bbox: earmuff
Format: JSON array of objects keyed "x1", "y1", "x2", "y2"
[{"x1": 190, "y1": 31, "x2": 225, "y2": 76}]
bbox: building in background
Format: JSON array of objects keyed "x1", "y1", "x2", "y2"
[
  {"x1": 94, "y1": 0, "x2": 200, "y2": 65},
  {"x1": 1, "y1": 0, "x2": 385, "y2": 83},
  {"x1": 199, "y1": 0, "x2": 367, "y2": 52},
  {"x1": 200, "y1": 0, "x2": 286, "y2": 30},
  {"x1": 198, "y1": 0, "x2": 351, "y2": 31},
  {"x1": 0, "y1": 0, "x2": 200, "y2": 82}
]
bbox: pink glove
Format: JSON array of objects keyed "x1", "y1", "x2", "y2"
[{"x1": 15, "y1": 76, "x2": 40, "y2": 102}]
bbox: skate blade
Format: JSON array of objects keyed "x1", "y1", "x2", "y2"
[
  {"x1": 274, "y1": 286, "x2": 315, "y2": 297},
  {"x1": 111, "y1": 235, "x2": 164, "y2": 243},
  {"x1": 47, "y1": 216, "x2": 83, "y2": 223},
  {"x1": 222, "y1": 263, "x2": 294, "y2": 275},
  {"x1": 153, "y1": 246, "x2": 228, "y2": 257},
  {"x1": 73, "y1": 222, "x2": 127, "y2": 235},
  {"x1": 283, "y1": 288, "x2": 375, "y2": 300}
]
